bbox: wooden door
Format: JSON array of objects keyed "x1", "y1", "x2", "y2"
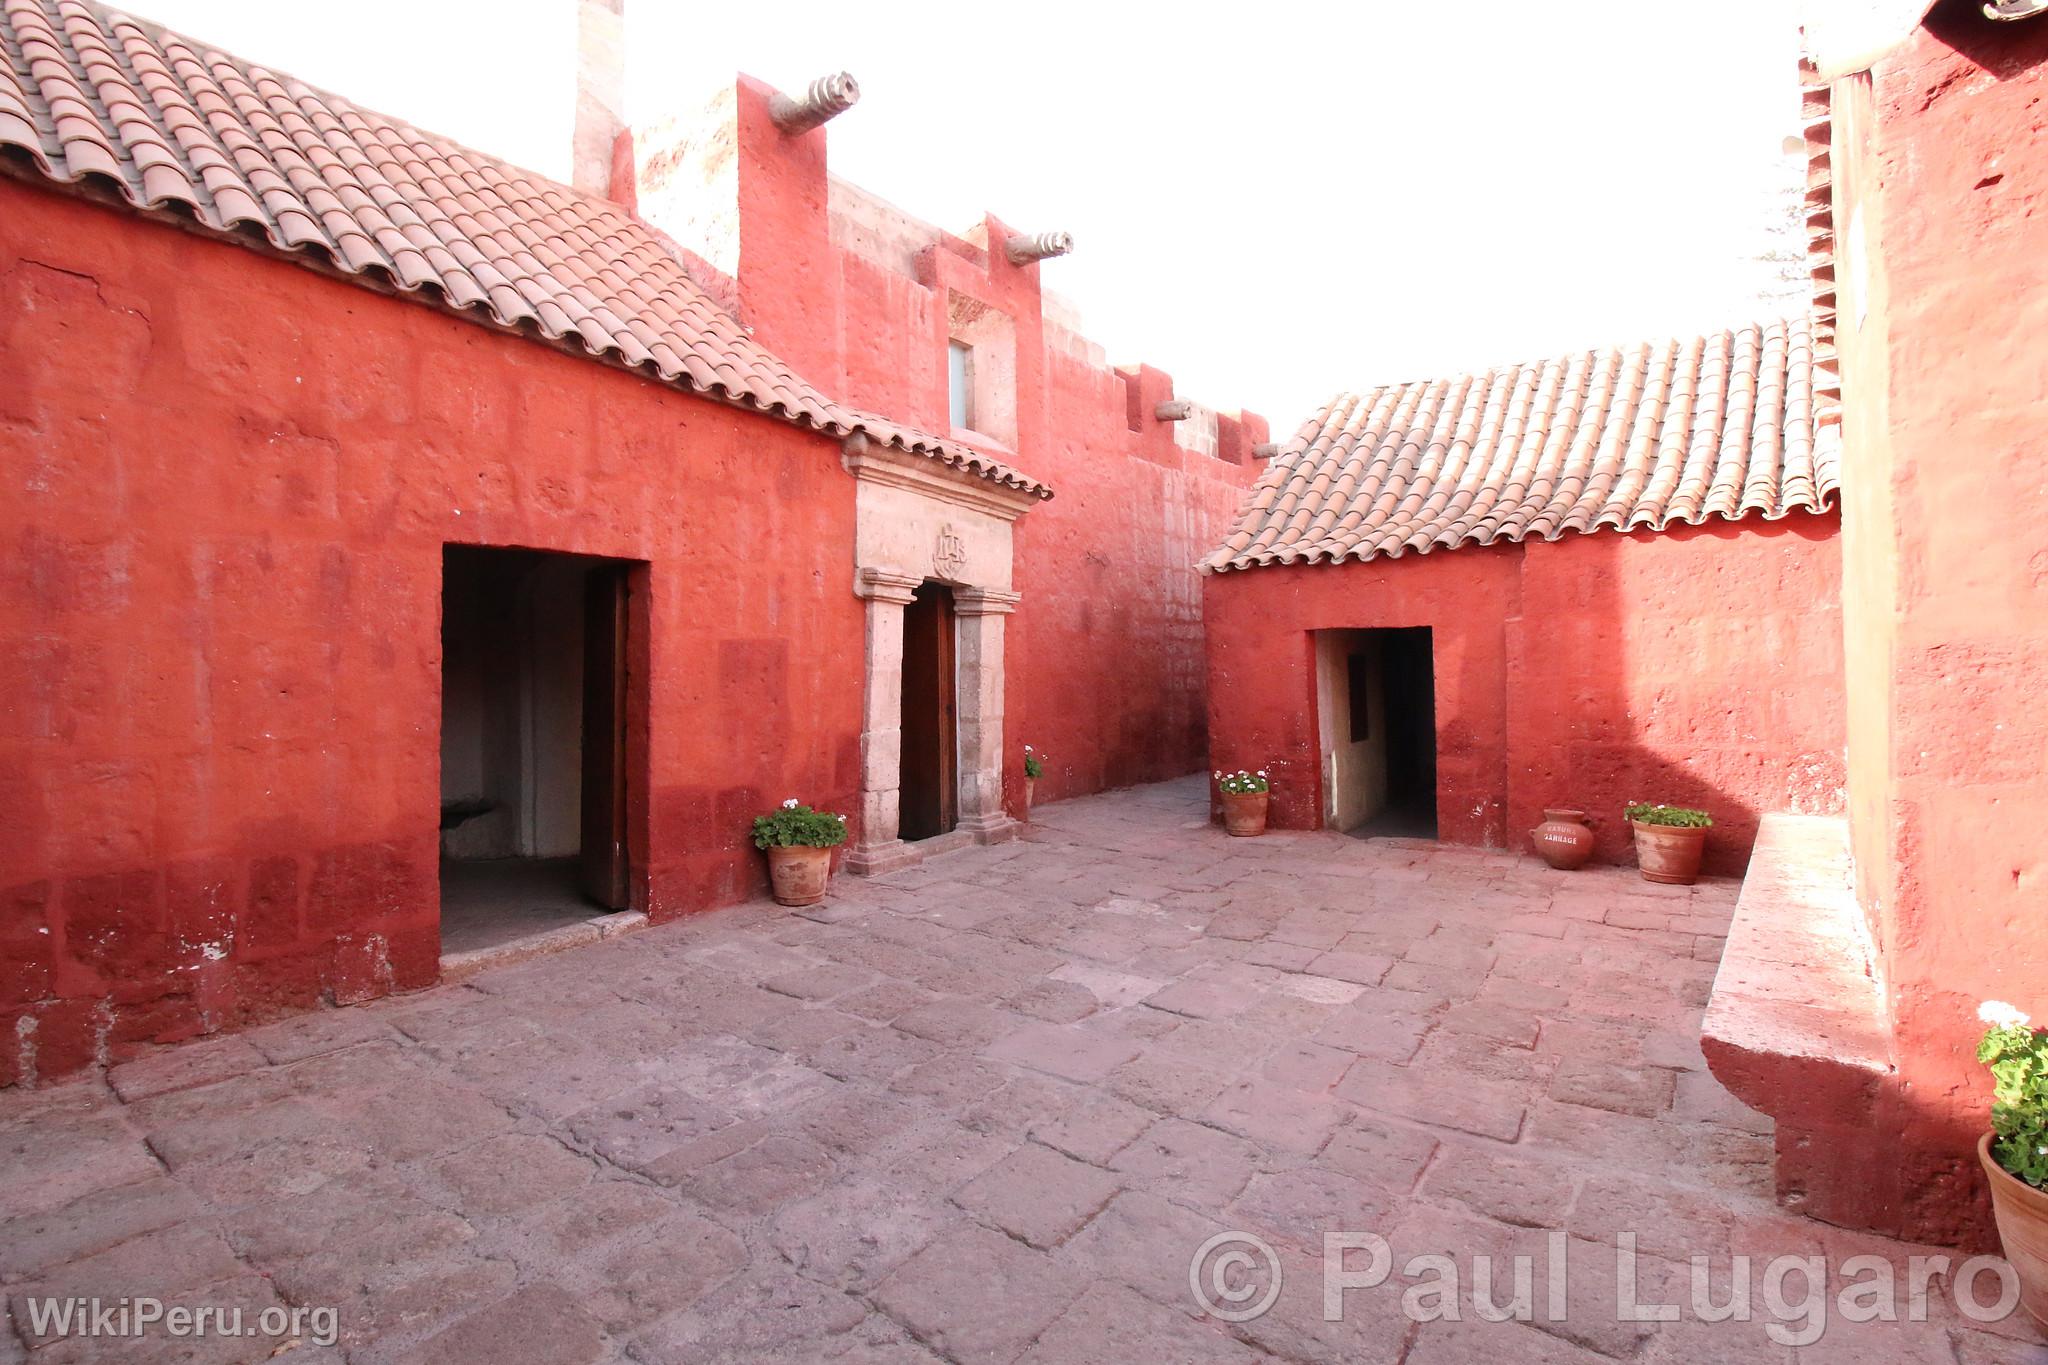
[
  {"x1": 579, "y1": 567, "x2": 630, "y2": 908},
  {"x1": 898, "y1": 582, "x2": 958, "y2": 841}
]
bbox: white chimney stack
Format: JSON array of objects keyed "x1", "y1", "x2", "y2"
[{"x1": 572, "y1": 0, "x2": 625, "y2": 197}]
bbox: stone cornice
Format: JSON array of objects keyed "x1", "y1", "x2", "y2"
[
  {"x1": 842, "y1": 437, "x2": 1040, "y2": 522},
  {"x1": 954, "y1": 587, "x2": 1022, "y2": 616},
  {"x1": 854, "y1": 567, "x2": 923, "y2": 604}
]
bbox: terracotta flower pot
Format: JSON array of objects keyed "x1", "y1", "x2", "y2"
[
  {"x1": 766, "y1": 844, "x2": 833, "y2": 907},
  {"x1": 1221, "y1": 790, "x2": 1269, "y2": 837},
  {"x1": 1531, "y1": 808, "x2": 1595, "y2": 870},
  {"x1": 1981, "y1": 1134, "x2": 2048, "y2": 1332},
  {"x1": 1024, "y1": 776, "x2": 1035, "y2": 820},
  {"x1": 1631, "y1": 820, "x2": 1707, "y2": 885}
]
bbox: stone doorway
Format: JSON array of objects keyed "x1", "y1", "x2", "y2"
[
  {"x1": 438, "y1": 546, "x2": 643, "y2": 958},
  {"x1": 1315, "y1": 626, "x2": 1438, "y2": 838},
  {"x1": 899, "y1": 581, "x2": 959, "y2": 842}
]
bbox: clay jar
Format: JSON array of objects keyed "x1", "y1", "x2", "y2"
[
  {"x1": 1221, "y1": 790, "x2": 1270, "y2": 837},
  {"x1": 1980, "y1": 1135, "x2": 2048, "y2": 1332},
  {"x1": 1530, "y1": 808, "x2": 1595, "y2": 870},
  {"x1": 766, "y1": 845, "x2": 833, "y2": 906}
]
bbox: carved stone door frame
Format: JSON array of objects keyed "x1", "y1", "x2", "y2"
[{"x1": 841, "y1": 437, "x2": 1038, "y2": 875}]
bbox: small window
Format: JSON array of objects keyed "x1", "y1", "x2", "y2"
[
  {"x1": 1347, "y1": 653, "x2": 1371, "y2": 743},
  {"x1": 947, "y1": 341, "x2": 975, "y2": 430}
]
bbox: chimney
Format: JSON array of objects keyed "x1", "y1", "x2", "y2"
[{"x1": 572, "y1": 0, "x2": 625, "y2": 197}]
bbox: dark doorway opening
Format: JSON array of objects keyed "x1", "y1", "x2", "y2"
[
  {"x1": 1316, "y1": 625, "x2": 1438, "y2": 839},
  {"x1": 899, "y1": 581, "x2": 958, "y2": 842},
  {"x1": 439, "y1": 546, "x2": 638, "y2": 957}
]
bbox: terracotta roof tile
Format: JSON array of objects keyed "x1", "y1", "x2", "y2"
[
  {"x1": 1202, "y1": 317, "x2": 1839, "y2": 572},
  {"x1": 0, "y1": 0, "x2": 1050, "y2": 499}
]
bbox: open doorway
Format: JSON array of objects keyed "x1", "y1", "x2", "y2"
[
  {"x1": 1314, "y1": 626, "x2": 1438, "y2": 839},
  {"x1": 439, "y1": 546, "x2": 638, "y2": 956},
  {"x1": 899, "y1": 581, "x2": 958, "y2": 842}
]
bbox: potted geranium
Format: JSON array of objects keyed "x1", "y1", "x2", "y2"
[
  {"x1": 1023, "y1": 744, "x2": 1045, "y2": 818},
  {"x1": 752, "y1": 798, "x2": 848, "y2": 907},
  {"x1": 1977, "y1": 1000, "x2": 2048, "y2": 1330},
  {"x1": 1216, "y1": 769, "x2": 1271, "y2": 837},
  {"x1": 1624, "y1": 801, "x2": 1712, "y2": 885}
]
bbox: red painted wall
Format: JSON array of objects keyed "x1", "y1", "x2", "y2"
[
  {"x1": 629, "y1": 80, "x2": 1267, "y2": 810},
  {"x1": 1832, "y1": 8, "x2": 2048, "y2": 1246},
  {"x1": 1204, "y1": 513, "x2": 1845, "y2": 876},
  {"x1": 0, "y1": 182, "x2": 866, "y2": 1083}
]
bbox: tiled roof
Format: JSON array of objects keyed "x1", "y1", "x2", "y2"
[
  {"x1": 0, "y1": 0, "x2": 1051, "y2": 499},
  {"x1": 1203, "y1": 316, "x2": 1839, "y2": 572}
]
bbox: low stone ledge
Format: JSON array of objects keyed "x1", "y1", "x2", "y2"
[{"x1": 1702, "y1": 813, "x2": 1898, "y2": 1229}]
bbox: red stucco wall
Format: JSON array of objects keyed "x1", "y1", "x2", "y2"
[
  {"x1": 0, "y1": 182, "x2": 866, "y2": 1082},
  {"x1": 634, "y1": 79, "x2": 1265, "y2": 811},
  {"x1": 1203, "y1": 513, "x2": 1845, "y2": 877},
  {"x1": 1833, "y1": 8, "x2": 2048, "y2": 1246}
]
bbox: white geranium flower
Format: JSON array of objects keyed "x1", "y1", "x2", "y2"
[
  {"x1": 781, "y1": 798, "x2": 800, "y2": 810},
  {"x1": 1979, "y1": 1001, "x2": 2031, "y2": 1030},
  {"x1": 1257, "y1": 770, "x2": 1268, "y2": 777}
]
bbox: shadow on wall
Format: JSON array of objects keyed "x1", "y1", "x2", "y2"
[{"x1": 1507, "y1": 515, "x2": 1847, "y2": 879}]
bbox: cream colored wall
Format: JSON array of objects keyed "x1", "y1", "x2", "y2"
[
  {"x1": 1315, "y1": 629, "x2": 1388, "y2": 831},
  {"x1": 851, "y1": 467, "x2": 1016, "y2": 592}
]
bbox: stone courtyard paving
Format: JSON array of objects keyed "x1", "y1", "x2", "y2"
[{"x1": 2, "y1": 778, "x2": 2041, "y2": 1364}]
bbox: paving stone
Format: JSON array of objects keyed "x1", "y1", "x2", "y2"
[
  {"x1": 250, "y1": 1007, "x2": 402, "y2": 1065},
  {"x1": 1028, "y1": 1093, "x2": 1157, "y2": 1165},
  {"x1": 892, "y1": 998, "x2": 1014, "y2": 1048},
  {"x1": 791, "y1": 1087, "x2": 922, "y2": 1157},
  {"x1": 1441, "y1": 1001, "x2": 1542, "y2": 1046},
  {"x1": 1261, "y1": 1040, "x2": 1357, "y2": 1091},
  {"x1": 422, "y1": 1133, "x2": 595, "y2": 1217},
  {"x1": 1104, "y1": 1051, "x2": 1233, "y2": 1117},
  {"x1": 1229, "y1": 1242, "x2": 1415, "y2": 1364},
  {"x1": 1227, "y1": 1163, "x2": 1395, "y2": 1255},
  {"x1": 1141, "y1": 976, "x2": 1252, "y2": 1020},
  {"x1": 836, "y1": 980, "x2": 937, "y2": 1022},
  {"x1": 677, "y1": 1133, "x2": 839, "y2": 1215},
  {"x1": 0, "y1": 1176, "x2": 204, "y2": 1279},
  {"x1": 951, "y1": 1143, "x2": 1121, "y2": 1248},
  {"x1": 1005, "y1": 977, "x2": 1101, "y2": 1024},
  {"x1": 1306, "y1": 950, "x2": 1395, "y2": 985},
  {"x1": 1418, "y1": 1144, "x2": 1578, "y2": 1227},
  {"x1": 1243, "y1": 940, "x2": 1322, "y2": 971},
  {"x1": 106, "y1": 1035, "x2": 269, "y2": 1101},
  {"x1": 769, "y1": 1183, "x2": 957, "y2": 1292},
  {"x1": 871, "y1": 1223, "x2": 1086, "y2": 1362},
  {"x1": 985, "y1": 1022, "x2": 1140, "y2": 1083},
  {"x1": 1549, "y1": 1054, "x2": 1678, "y2": 1118},
  {"x1": 1015, "y1": 1281, "x2": 1262, "y2": 1364},
  {"x1": 1109, "y1": 1119, "x2": 1261, "y2": 1207},
  {"x1": 1202, "y1": 1079, "x2": 1343, "y2": 1153},
  {"x1": 762, "y1": 962, "x2": 878, "y2": 1002},
  {"x1": 1310, "y1": 1004, "x2": 1435, "y2": 1065},
  {"x1": 1335, "y1": 1059, "x2": 1528, "y2": 1142},
  {"x1": 1047, "y1": 962, "x2": 1167, "y2": 1008},
  {"x1": 395, "y1": 1284, "x2": 605, "y2": 1365},
  {"x1": 574, "y1": 1209, "x2": 749, "y2": 1331},
  {"x1": 7, "y1": 1225, "x2": 243, "y2": 1347},
  {"x1": 1318, "y1": 1117, "x2": 1440, "y2": 1195},
  {"x1": 1060, "y1": 1190, "x2": 1234, "y2": 1312}
]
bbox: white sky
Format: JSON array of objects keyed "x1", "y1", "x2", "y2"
[{"x1": 128, "y1": 0, "x2": 1809, "y2": 427}]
